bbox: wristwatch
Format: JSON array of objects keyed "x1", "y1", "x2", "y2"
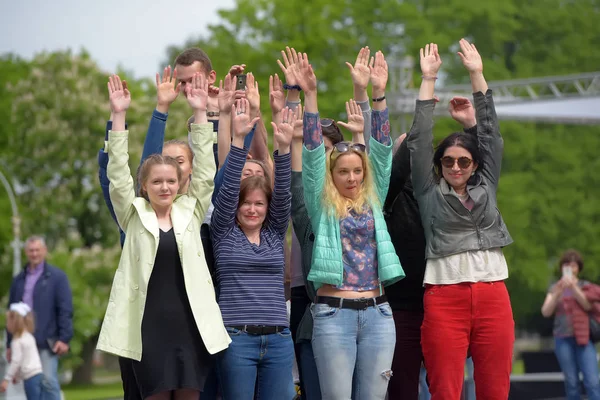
[{"x1": 207, "y1": 111, "x2": 220, "y2": 118}]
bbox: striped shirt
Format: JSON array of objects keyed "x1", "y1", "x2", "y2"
[{"x1": 211, "y1": 145, "x2": 291, "y2": 327}]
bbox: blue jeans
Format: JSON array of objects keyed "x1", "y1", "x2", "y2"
[
  {"x1": 311, "y1": 302, "x2": 396, "y2": 400},
  {"x1": 39, "y1": 349, "x2": 60, "y2": 400},
  {"x1": 555, "y1": 337, "x2": 600, "y2": 400},
  {"x1": 297, "y1": 340, "x2": 321, "y2": 400},
  {"x1": 23, "y1": 373, "x2": 44, "y2": 400},
  {"x1": 465, "y1": 356, "x2": 475, "y2": 400},
  {"x1": 216, "y1": 327, "x2": 296, "y2": 400},
  {"x1": 419, "y1": 366, "x2": 431, "y2": 400}
]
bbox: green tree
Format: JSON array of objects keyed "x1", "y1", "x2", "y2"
[{"x1": 163, "y1": 0, "x2": 600, "y2": 330}]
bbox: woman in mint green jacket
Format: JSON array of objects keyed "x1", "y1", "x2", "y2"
[{"x1": 293, "y1": 51, "x2": 404, "y2": 400}]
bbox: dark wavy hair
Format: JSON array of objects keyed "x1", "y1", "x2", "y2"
[
  {"x1": 433, "y1": 132, "x2": 483, "y2": 180},
  {"x1": 559, "y1": 249, "x2": 584, "y2": 273}
]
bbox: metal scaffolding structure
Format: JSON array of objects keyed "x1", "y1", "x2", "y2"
[{"x1": 388, "y1": 57, "x2": 600, "y2": 128}]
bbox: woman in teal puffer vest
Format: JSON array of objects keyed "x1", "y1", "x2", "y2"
[{"x1": 292, "y1": 50, "x2": 404, "y2": 400}]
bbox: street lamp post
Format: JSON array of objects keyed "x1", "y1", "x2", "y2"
[{"x1": 0, "y1": 168, "x2": 22, "y2": 276}]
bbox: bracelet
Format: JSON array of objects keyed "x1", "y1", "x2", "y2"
[
  {"x1": 207, "y1": 111, "x2": 220, "y2": 117},
  {"x1": 372, "y1": 96, "x2": 386, "y2": 102},
  {"x1": 422, "y1": 75, "x2": 438, "y2": 81},
  {"x1": 283, "y1": 83, "x2": 302, "y2": 91}
]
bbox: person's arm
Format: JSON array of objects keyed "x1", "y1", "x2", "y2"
[
  {"x1": 268, "y1": 108, "x2": 294, "y2": 237},
  {"x1": 5, "y1": 283, "x2": 16, "y2": 351},
  {"x1": 140, "y1": 109, "x2": 167, "y2": 166},
  {"x1": 106, "y1": 75, "x2": 136, "y2": 232},
  {"x1": 3, "y1": 339, "x2": 22, "y2": 382},
  {"x1": 572, "y1": 280, "x2": 593, "y2": 311},
  {"x1": 292, "y1": 52, "x2": 325, "y2": 221},
  {"x1": 541, "y1": 281, "x2": 565, "y2": 317},
  {"x1": 337, "y1": 100, "x2": 365, "y2": 145},
  {"x1": 56, "y1": 272, "x2": 74, "y2": 344},
  {"x1": 458, "y1": 39, "x2": 502, "y2": 188},
  {"x1": 98, "y1": 119, "x2": 119, "y2": 225},
  {"x1": 407, "y1": 43, "x2": 442, "y2": 198},
  {"x1": 188, "y1": 123, "x2": 216, "y2": 222},
  {"x1": 211, "y1": 99, "x2": 259, "y2": 240},
  {"x1": 357, "y1": 100, "x2": 372, "y2": 149}
]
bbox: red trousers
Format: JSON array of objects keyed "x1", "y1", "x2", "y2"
[{"x1": 421, "y1": 281, "x2": 514, "y2": 400}]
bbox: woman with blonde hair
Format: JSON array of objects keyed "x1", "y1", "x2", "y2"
[
  {"x1": 1, "y1": 302, "x2": 49, "y2": 400},
  {"x1": 293, "y1": 50, "x2": 404, "y2": 399},
  {"x1": 96, "y1": 73, "x2": 230, "y2": 400}
]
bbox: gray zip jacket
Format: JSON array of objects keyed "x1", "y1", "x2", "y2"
[{"x1": 407, "y1": 90, "x2": 512, "y2": 260}]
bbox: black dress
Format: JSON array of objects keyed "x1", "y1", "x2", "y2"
[{"x1": 132, "y1": 228, "x2": 213, "y2": 398}]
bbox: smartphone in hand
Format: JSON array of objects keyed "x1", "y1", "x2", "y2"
[
  {"x1": 235, "y1": 74, "x2": 247, "y2": 91},
  {"x1": 562, "y1": 265, "x2": 573, "y2": 279}
]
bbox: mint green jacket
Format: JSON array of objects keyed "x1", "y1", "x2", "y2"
[{"x1": 302, "y1": 138, "x2": 405, "y2": 290}]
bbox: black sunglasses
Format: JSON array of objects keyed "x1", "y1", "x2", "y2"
[
  {"x1": 332, "y1": 141, "x2": 367, "y2": 154},
  {"x1": 440, "y1": 156, "x2": 473, "y2": 169}
]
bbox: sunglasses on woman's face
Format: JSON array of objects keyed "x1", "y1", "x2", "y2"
[
  {"x1": 440, "y1": 156, "x2": 473, "y2": 169},
  {"x1": 332, "y1": 141, "x2": 367, "y2": 154}
]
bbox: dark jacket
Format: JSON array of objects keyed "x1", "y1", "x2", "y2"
[
  {"x1": 384, "y1": 121, "x2": 479, "y2": 312},
  {"x1": 7, "y1": 262, "x2": 73, "y2": 349},
  {"x1": 407, "y1": 91, "x2": 513, "y2": 260}
]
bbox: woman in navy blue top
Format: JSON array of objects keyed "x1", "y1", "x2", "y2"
[{"x1": 210, "y1": 99, "x2": 296, "y2": 400}]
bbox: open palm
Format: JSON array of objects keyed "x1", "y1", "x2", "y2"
[
  {"x1": 370, "y1": 51, "x2": 388, "y2": 92},
  {"x1": 185, "y1": 73, "x2": 208, "y2": 111},
  {"x1": 420, "y1": 43, "x2": 442, "y2": 77},
  {"x1": 108, "y1": 75, "x2": 130, "y2": 113},
  {"x1": 346, "y1": 47, "x2": 371, "y2": 89},
  {"x1": 156, "y1": 66, "x2": 180, "y2": 105}
]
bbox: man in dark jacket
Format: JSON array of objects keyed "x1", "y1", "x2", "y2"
[
  {"x1": 385, "y1": 97, "x2": 477, "y2": 399},
  {"x1": 7, "y1": 235, "x2": 73, "y2": 399}
]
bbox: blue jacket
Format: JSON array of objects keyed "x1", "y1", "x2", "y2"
[{"x1": 7, "y1": 262, "x2": 73, "y2": 349}]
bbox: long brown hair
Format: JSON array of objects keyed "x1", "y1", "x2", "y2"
[{"x1": 137, "y1": 155, "x2": 182, "y2": 201}]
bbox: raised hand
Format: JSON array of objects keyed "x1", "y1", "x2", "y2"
[
  {"x1": 232, "y1": 98, "x2": 260, "y2": 139},
  {"x1": 337, "y1": 99, "x2": 365, "y2": 135},
  {"x1": 185, "y1": 72, "x2": 209, "y2": 111},
  {"x1": 291, "y1": 53, "x2": 317, "y2": 94},
  {"x1": 346, "y1": 47, "x2": 371, "y2": 91},
  {"x1": 218, "y1": 73, "x2": 236, "y2": 114},
  {"x1": 156, "y1": 66, "x2": 181, "y2": 112},
  {"x1": 369, "y1": 51, "x2": 389, "y2": 93},
  {"x1": 272, "y1": 106, "x2": 298, "y2": 154},
  {"x1": 245, "y1": 72, "x2": 260, "y2": 116},
  {"x1": 448, "y1": 96, "x2": 476, "y2": 128},
  {"x1": 277, "y1": 47, "x2": 300, "y2": 87},
  {"x1": 420, "y1": 43, "x2": 442, "y2": 78},
  {"x1": 269, "y1": 74, "x2": 286, "y2": 115},
  {"x1": 228, "y1": 64, "x2": 246, "y2": 78},
  {"x1": 458, "y1": 38, "x2": 483, "y2": 74},
  {"x1": 107, "y1": 74, "x2": 131, "y2": 113}
]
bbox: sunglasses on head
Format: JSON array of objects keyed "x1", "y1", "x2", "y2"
[
  {"x1": 332, "y1": 141, "x2": 367, "y2": 154},
  {"x1": 440, "y1": 156, "x2": 473, "y2": 169},
  {"x1": 321, "y1": 118, "x2": 336, "y2": 128}
]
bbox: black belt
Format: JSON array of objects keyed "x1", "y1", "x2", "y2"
[
  {"x1": 229, "y1": 325, "x2": 287, "y2": 335},
  {"x1": 315, "y1": 295, "x2": 387, "y2": 310}
]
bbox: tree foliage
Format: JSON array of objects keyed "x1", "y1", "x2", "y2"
[{"x1": 164, "y1": 0, "x2": 600, "y2": 329}]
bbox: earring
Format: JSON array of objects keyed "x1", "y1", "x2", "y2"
[{"x1": 471, "y1": 171, "x2": 475, "y2": 176}]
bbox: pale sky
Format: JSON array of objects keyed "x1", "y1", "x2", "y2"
[{"x1": 1, "y1": 0, "x2": 236, "y2": 79}]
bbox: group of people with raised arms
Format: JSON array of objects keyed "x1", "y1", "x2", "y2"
[{"x1": 95, "y1": 38, "x2": 515, "y2": 400}]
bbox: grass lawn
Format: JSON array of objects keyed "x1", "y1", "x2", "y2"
[{"x1": 62, "y1": 382, "x2": 123, "y2": 400}]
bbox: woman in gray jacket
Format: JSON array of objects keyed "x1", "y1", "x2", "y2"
[{"x1": 407, "y1": 40, "x2": 514, "y2": 400}]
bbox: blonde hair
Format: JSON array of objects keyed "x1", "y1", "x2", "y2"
[
  {"x1": 6, "y1": 310, "x2": 35, "y2": 339},
  {"x1": 322, "y1": 148, "x2": 379, "y2": 218}
]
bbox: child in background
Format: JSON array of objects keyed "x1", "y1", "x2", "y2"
[{"x1": 1, "y1": 302, "x2": 47, "y2": 400}]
